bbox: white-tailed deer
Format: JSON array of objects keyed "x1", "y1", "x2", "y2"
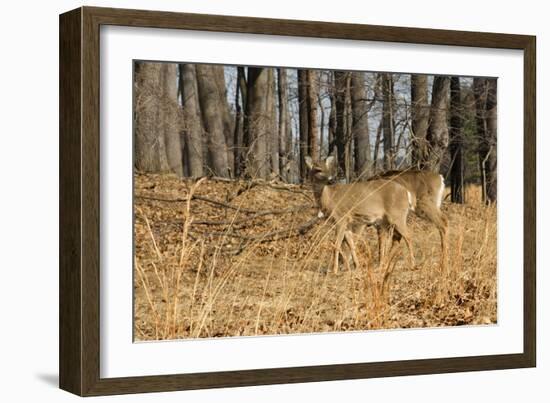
[
  {"x1": 374, "y1": 170, "x2": 449, "y2": 265},
  {"x1": 305, "y1": 156, "x2": 415, "y2": 274}
]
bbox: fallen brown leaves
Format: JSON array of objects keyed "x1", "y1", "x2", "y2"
[{"x1": 133, "y1": 173, "x2": 497, "y2": 341}]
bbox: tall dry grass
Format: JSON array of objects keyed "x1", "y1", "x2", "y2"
[{"x1": 134, "y1": 175, "x2": 496, "y2": 340}]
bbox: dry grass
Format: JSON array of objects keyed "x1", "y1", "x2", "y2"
[{"x1": 133, "y1": 173, "x2": 497, "y2": 341}]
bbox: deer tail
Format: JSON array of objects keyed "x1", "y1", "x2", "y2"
[{"x1": 437, "y1": 175, "x2": 445, "y2": 209}]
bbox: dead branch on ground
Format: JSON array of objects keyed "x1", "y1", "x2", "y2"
[{"x1": 191, "y1": 215, "x2": 321, "y2": 243}]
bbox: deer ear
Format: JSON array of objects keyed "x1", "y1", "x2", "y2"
[
  {"x1": 305, "y1": 156, "x2": 313, "y2": 169},
  {"x1": 325, "y1": 156, "x2": 336, "y2": 170}
]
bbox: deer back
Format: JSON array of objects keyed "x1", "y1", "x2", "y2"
[
  {"x1": 320, "y1": 179, "x2": 412, "y2": 225},
  {"x1": 378, "y1": 170, "x2": 445, "y2": 208}
]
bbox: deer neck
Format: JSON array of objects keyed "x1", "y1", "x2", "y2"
[{"x1": 311, "y1": 181, "x2": 328, "y2": 208}]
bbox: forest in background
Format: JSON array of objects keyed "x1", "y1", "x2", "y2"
[{"x1": 134, "y1": 62, "x2": 497, "y2": 203}]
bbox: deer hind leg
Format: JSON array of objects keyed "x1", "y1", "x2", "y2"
[
  {"x1": 377, "y1": 226, "x2": 388, "y2": 263},
  {"x1": 417, "y1": 198, "x2": 448, "y2": 269},
  {"x1": 401, "y1": 231, "x2": 416, "y2": 270},
  {"x1": 376, "y1": 224, "x2": 400, "y2": 295},
  {"x1": 439, "y1": 214, "x2": 449, "y2": 268},
  {"x1": 391, "y1": 217, "x2": 416, "y2": 270},
  {"x1": 378, "y1": 223, "x2": 400, "y2": 267},
  {"x1": 333, "y1": 223, "x2": 348, "y2": 274}
]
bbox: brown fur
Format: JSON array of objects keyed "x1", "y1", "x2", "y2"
[
  {"x1": 376, "y1": 170, "x2": 449, "y2": 267},
  {"x1": 306, "y1": 157, "x2": 415, "y2": 273}
]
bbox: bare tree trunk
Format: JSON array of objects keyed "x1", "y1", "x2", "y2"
[
  {"x1": 318, "y1": 89, "x2": 325, "y2": 158},
  {"x1": 475, "y1": 78, "x2": 498, "y2": 203},
  {"x1": 473, "y1": 77, "x2": 488, "y2": 201},
  {"x1": 134, "y1": 62, "x2": 170, "y2": 173},
  {"x1": 240, "y1": 67, "x2": 251, "y2": 177},
  {"x1": 298, "y1": 70, "x2": 309, "y2": 180},
  {"x1": 426, "y1": 76, "x2": 450, "y2": 172},
  {"x1": 411, "y1": 74, "x2": 430, "y2": 168},
  {"x1": 345, "y1": 77, "x2": 353, "y2": 182},
  {"x1": 307, "y1": 70, "x2": 320, "y2": 162},
  {"x1": 212, "y1": 66, "x2": 235, "y2": 177},
  {"x1": 328, "y1": 81, "x2": 337, "y2": 156},
  {"x1": 245, "y1": 67, "x2": 270, "y2": 179},
  {"x1": 277, "y1": 68, "x2": 292, "y2": 181},
  {"x1": 381, "y1": 73, "x2": 395, "y2": 171},
  {"x1": 179, "y1": 64, "x2": 204, "y2": 177},
  {"x1": 334, "y1": 71, "x2": 350, "y2": 177},
  {"x1": 237, "y1": 67, "x2": 248, "y2": 105},
  {"x1": 350, "y1": 72, "x2": 371, "y2": 179},
  {"x1": 195, "y1": 64, "x2": 230, "y2": 177},
  {"x1": 449, "y1": 76, "x2": 464, "y2": 203},
  {"x1": 485, "y1": 79, "x2": 497, "y2": 202},
  {"x1": 233, "y1": 67, "x2": 244, "y2": 177},
  {"x1": 159, "y1": 64, "x2": 183, "y2": 177},
  {"x1": 267, "y1": 69, "x2": 279, "y2": 177}
]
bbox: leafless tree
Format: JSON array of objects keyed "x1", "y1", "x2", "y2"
[
  {"x1": 233, "y1": 67, "x2": 245, "y2": 177},
  {"x1": 410, "y1": 74, "x2": 430, "y2": 168},
  {"x1": 195, "y1": 64, "x2": 230, "y2": 177},
  {"x1": 245, "y1": 67, "x2": 270, "y2": 179},
  {"x1": 306, "y1": 70, "x2": 320, "y2": 163},
  {"x1": 327, "y1": 73, "x2": 337, "y2": 157},
  {"x1": 297, "y1": 70, "x2": 309, "y2": 180},
  {"x1": 484, "y1": 79, "x2": 497, "y2": 202},
  {"x1": 333, "y1": 71, "x2": 351, "y2": 178},
  {"x1": 425, "y1": 76, "x2": 450, "y2": 171},
  {"x1": 267, "y1": 69, "x2": 280, "y2": 177},
  {"x1": 179, "y1": 64, "x2": 203, "y2": 177},
  {"x1": 277, "y1": 68, "x2": 293, "y2": 181},
  {"x1": 449, "y1": 76, "x2": 464, "y2": 203},
  {"x1": 381, "y1": 73, "x2": 396, "y2": 171},
  {"x1": 134, "y1": 62, "x2": 170, "y2": 173},
  {"x1": 474, "y1": 77, "x2": 497, "y2": 203},
  {"x1": 159, "y1": 64, "x2": 184, "y2": 177},
  {"x1": 212, "y1": 67, "x2": 235, "y2": 176},
  {"x1": 350, "y1": 72, "x2": 371, "y2": 179}
]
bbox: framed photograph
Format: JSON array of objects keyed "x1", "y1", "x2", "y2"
[{"x1": 59, "y1": 6, "x2": 536, "y2": 396}]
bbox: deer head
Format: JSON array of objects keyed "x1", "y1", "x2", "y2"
[{"x1": 305, "y1": 155, "x2": 339, "y2": 188}]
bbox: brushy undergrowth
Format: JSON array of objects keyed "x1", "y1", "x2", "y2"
[{"x1": 133, "y1": 173, "x2": 497, "y2": 341}]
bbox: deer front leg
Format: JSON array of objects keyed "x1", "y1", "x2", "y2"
[{"x1": 344, "y1": 230, "x2": 360, "y2": 270}]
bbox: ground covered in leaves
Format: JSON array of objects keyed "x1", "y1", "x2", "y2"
[{"x1": 133, "y1": 173, "x2": 497, "y2": 341}]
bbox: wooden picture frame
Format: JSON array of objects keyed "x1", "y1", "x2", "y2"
[{"x1": 59, "y1": 6, "x2": 536, "y2": 396}]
